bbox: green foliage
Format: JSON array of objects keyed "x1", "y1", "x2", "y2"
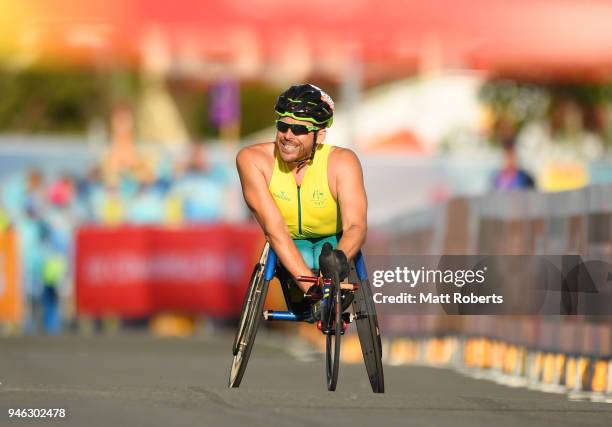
[
  {"x1": 0, "y1": 69, "x2": 318, "y2": 140},
  {"x1": 239, "y1": 84, "x2": 280, "y2": 137},
  {"x1": 479, "y1": 80, "x2": 550, "y2": 130},
  {"x1": 0, "y1": 68, "x2": 139, "y2": 133},
  {"x1": 548, "y1": 83, "x2": 612, "y2": 106},
  {"x1": 480, "y1": 79, "x2": 612, "y2": 147},
  {"x1": 191, "y1": 92, "x2": 216, "y2": 139},
  {"x1": 480, "y1": 80, "x2": 612, "y2": 123}
]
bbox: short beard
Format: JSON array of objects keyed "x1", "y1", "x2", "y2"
[{"x1": 277, "y1": 139, "x2": 314, "y2": 169}]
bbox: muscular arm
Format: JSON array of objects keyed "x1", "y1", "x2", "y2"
[
  {"x1": 236, "y1": 147, "x2": 313, "y2": 292},
  {"x1": 334, "y1": 149, "x2": 367, "y2": 260}
]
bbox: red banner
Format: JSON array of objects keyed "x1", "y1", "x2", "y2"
[{"x1": 76, "y1": 224, "x2": 264, "y2": 318}]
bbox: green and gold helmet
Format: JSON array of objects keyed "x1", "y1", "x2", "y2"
[{"x1": 275, "y1": 84, "x2": 334, "y2": 128}]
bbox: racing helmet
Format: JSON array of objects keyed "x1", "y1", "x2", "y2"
[{"x1": 275, "y1": 84, "x2": 334, "y2": 128}]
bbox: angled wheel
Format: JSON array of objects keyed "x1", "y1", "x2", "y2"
[
  {"x1": 232, "y1": 243, "x2": 269, "y2": 356},
  {"x1": 229, "y1": 244, "x2": 270, "y2": 388},
  {"x1": 325, "y1": 271, "x2": 342, "y2": 391},
  {"x1": 351, "y1": 268, "x2": 385, "y2": 393}
]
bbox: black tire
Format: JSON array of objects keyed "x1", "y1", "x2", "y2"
[
  {"x1": 232, "y1": 264, "x2": 262, "y2": 356},
  {"x1": 232, "y1": 243, "x2": 269, "y2": 356},
  {"x1": 228, "y1": 244, "x2": 270, "y2": 388},
  {"x1": 325, "y1": 272, "x2": 342, "y2": 391},
  {"x1": 228, "y1": 278, "x2": 268, "y2": 388},
  {"x1": 352, "y1": 269, "x2": 385, "y2": 393}
]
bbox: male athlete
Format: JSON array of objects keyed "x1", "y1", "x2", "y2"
[{"x1": 236, "y1": 84, "x2": 367, "y2": 319}]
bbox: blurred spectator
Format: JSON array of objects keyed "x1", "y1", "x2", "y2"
[
  {"x1": 106, "y1": 103, "x2": 137, "y2": 178},
  {"x1": 0, "y1": 140, "x2": 243, "y2": 334},
  {"x1": 25, "y1": 169, "x2": 46, "y2": 215},
  {"x1": 40, "y1": 225, "x2": 67, "y2": 335},
  {"x1": 99, "y1": 181, "x2": 126, "y2": 225},
  {"x1": 76, "y1": 166, "x2": 104, "y2": 222},
  {"x1": 46, "y1": 174, "x2": 79, "y2": 251},
  {"x1": 491, "y1": 115, "x2": 536, "y2": 191},
  {"x1": 493, "y1": 140, "x2": 535, "y2": 191},
  {"x1": 18, "y1": 204, "x2": 46, "y2": 335},
  {"x1": 127, "y1": 182, "x2": 165, "y2": 224},
  {"x1": 172, "y1": 143, "x2": 224, "y2": 222},
  {"x1": 1, "y1": 174, "x2": 26, "y2": 219},
  {"x1": 48, "y1": 174, "x2": 73, "y2": 207}
]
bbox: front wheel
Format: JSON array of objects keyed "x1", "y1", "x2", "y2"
[
  {"x1": 229, "y1": 245, "x2": 270, "y2": 388},
  {"x1": 228, "y1": 278, "x2": 268, "y2": 388},
  {"x1": 325, "y1": 272, "x2": 342, "y2": 391},
  {"x1": 232, "y1": 243, "x2": 269, "y2": 356}
]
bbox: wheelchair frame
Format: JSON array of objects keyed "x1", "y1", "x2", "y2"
[{"x1": 228, "y1": 241, "x2": 384, "y2": 393}]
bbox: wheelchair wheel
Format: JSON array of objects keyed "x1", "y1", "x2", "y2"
[
  {"x1": 325, "y1": 271, "x2": 342, "y2": 391},
  {"x1": 352, "y1": 273, "x2": 385, "y2": 393},
  {"x1": 229, "y1": 245, "x2": 270, "y2": 388},
  {"x1": 232, "y1": 243, "x2": 269, "y2": 355}
]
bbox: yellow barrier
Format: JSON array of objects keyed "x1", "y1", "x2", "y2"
[
  {"x1": 389, "y1": 338, "x2": 413, "y2": 365},
  {"x1": 341, "y1": 335, "x2": 364, "y2": 364},
  {"x1": 149, "y1": 313, "x2": 195, "y2": 337},
  {"x1": 542, "y1": 353, "x2": 555, "y2": 384},
  {"x1": 592, "y1": 360, "x2": 608, "y2": 393},
  {"x1": 578, "y1": 357, "x2": 590, "y2": 391},
  {"x1": 565, "y1": 357, "x2": 577, "y2": 390},
  {"x1": 350, "y1": 336, "x2": 611, "y2": 402}
]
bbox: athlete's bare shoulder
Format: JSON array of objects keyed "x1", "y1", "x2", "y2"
[
  {"x1": 236, "y1": 142, "x2": 274, "y2": 169},
  {"x1": 236, "y1": 142, "x2": 276, "y2": 185},
  {"x1": 327, "y1": 146, "x2": 364, "y2": 199},
  {"x1": 328, "y1": 145, "x2": 362, "y2": 169},
  {"x1": 237, "y1": 141, "x2": 274, "y2": 159}
]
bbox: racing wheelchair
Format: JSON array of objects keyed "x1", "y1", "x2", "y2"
[{"x1": 228, "y1": 242, "x2": 384, "y2": 392}]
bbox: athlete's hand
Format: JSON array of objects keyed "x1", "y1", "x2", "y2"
[{"x1": 319, "y1": 242, "x2": 350, "y2": 282}]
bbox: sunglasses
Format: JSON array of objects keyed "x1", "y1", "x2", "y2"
[{"x1": 275, "y1": 120, "x2": 320, "y2": 136}]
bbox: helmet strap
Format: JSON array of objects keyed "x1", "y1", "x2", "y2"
[
  {"x1": 310, "y1": 131, "x2": 319, "y2": 160},
  {"x1": 295, "y1": 130, "x2": 318, "y2": 172}
]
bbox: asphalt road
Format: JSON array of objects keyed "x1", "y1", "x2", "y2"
[{"x1": 0, "y1": 330, "x2": 610, "y2": 427}]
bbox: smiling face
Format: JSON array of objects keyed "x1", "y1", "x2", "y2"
[{"x1": 274, "y1": 116, "x2": 323, "y2": 164}]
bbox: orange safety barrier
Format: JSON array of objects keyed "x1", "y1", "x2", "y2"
[{"x1": 0, "y1": 230, "x2": 22, "y2": 325}]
